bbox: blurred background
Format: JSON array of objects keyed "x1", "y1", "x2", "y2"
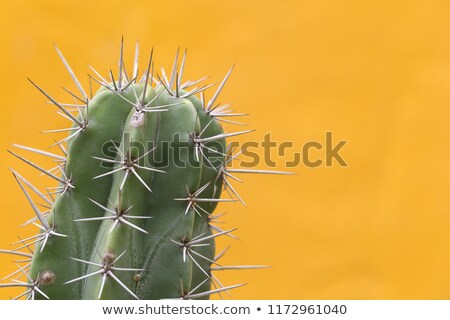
[{"x1": 1, "y1": 0, "x2": 450, "y2": 299}]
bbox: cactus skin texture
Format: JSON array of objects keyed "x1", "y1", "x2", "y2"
[{"x1": 1, "y1": 43, "x2": 288, "y2": 300}]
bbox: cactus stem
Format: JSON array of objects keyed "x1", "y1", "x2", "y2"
[
  {"x1": 3, "y1": 44, "x2": 268, "y2": 300},
  {"x1": 54, "y1": 45, "x2": 88, "y2": 101}
]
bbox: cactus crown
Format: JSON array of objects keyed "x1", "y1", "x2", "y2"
[{"x1": 0, "y1": 40, "x2": 289, "y2": 300}]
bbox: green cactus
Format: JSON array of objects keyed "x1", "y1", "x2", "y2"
[{"x1": 0, "y1": 42, "x2": 289, "y2": 300}]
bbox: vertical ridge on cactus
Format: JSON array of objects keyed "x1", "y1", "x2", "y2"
[{"x1": 1, "y1": 40, "x2": 290, "y2": 300}]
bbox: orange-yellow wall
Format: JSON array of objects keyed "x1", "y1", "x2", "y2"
[{"x1": 1, "y1": 0, "x2": 450, "y2": 299}]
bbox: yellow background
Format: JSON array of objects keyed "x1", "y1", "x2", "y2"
[{"x1": 1, "y1": 0, "x2": 450, "y2": 299}]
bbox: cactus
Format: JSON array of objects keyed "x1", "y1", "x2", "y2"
[{"x1": 0, "y1": 41, "x2": 290, "y2": 300}]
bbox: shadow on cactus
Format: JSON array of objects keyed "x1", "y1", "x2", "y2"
[{"x1": 0, "y1": 40, "x2": 291, "y2": 300}]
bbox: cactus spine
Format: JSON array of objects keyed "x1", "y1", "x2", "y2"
[{"x1": 1, "y1": 42, "x2": 288, "y2": 300}]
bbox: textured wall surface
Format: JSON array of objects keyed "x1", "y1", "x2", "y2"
[{"x1": 1, "y1": 0, "x2": 450, "y2": 299}]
